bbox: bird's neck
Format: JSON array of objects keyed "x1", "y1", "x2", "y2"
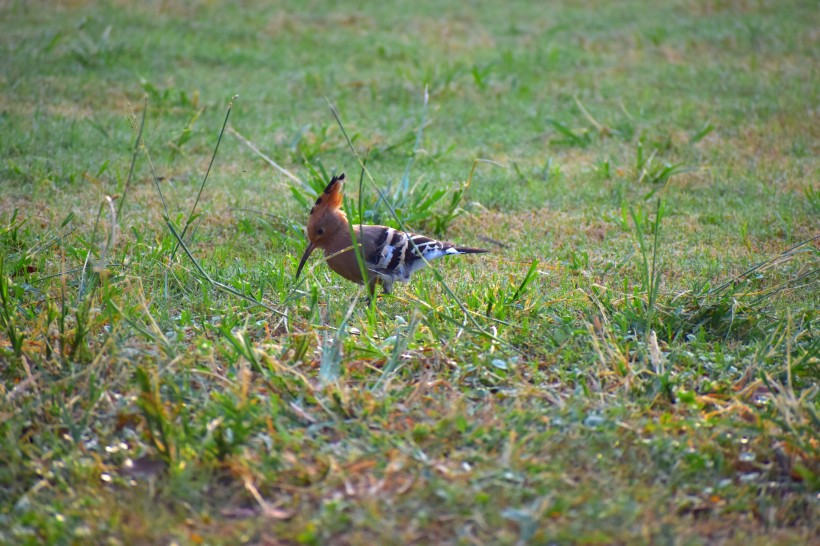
[{"x1": 321, "y1": 213, "x2": 356, "y2": 254}]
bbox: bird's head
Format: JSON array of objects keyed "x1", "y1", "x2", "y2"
[{"x1": 295, "y1": 173, "x2": 347, "y2": 280}]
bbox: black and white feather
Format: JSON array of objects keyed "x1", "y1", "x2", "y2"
[{"x1": 362, "y1": 226, "x2": 487, "y2": 293}]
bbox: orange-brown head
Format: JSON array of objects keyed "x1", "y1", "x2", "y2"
[{"x1": 295, "y1": 174, "x2": 349, "y2": 280}]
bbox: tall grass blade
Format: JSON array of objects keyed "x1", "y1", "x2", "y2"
[
  {"x1": 118, "y1": 95, "x2": 147, "y2": 215},
  {"x1": 394, "y1": 85, "x2": 429, "y2": 201},
  {"x1": 171, "y1": 95, "x2": 237, "y2": 259},
  {"x1": 79, "y1": 195, "x2": 117, "y2": 299},
  {"x1": 165, "y1": 221, "x2": 288, "y2": 318}
]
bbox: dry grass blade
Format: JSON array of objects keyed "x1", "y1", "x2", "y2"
[
  {"x1": 229, "y1": 126, "x2": 310, "y2": 191},
  {"x1": 711, "y1": 234, "x2": 820, "y2": 296},
  {"x1": 79, "y1": 195, "x2": 117, "y2": 298}
]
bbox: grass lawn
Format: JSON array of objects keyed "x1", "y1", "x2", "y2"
[{"x1": 1, "y1": 0, "x2": 818, "y2": 543}]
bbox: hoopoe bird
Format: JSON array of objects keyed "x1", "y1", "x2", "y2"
[{"x1": 295, "y1": 173, "x2": 488, "y2": 296}]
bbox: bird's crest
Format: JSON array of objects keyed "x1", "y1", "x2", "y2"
[{"x1": 309, "y1": 173, "x2": 345, "y2": 216}]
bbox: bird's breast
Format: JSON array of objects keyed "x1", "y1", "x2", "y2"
[{"x1": 324, "y1": 245, "x2": 367, "y2": 284}]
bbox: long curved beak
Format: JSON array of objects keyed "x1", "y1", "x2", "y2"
[{"x1": 295, "y1": 241, "x2": 316, "y2": 281}]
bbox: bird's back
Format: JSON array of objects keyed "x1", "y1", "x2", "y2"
[{"x1": 357, "y1": 225, "x2": 487, "y2": 284}]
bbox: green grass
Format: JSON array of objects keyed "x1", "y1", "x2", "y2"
[{"x1": 1, "y1": 0, "x2": 818, "y2": 543}]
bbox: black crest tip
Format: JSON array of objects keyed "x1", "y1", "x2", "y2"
[{"x1": 323, "y1": 173, "x2": 346, "y2": 194}]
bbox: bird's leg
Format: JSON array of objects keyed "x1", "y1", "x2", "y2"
[
  {"x1": 363, "y1": 278, "x2": 391, "y2": 306},
  {"x1": 367, "y1": 277, "x2": 380, "y2": 298},
  {"x1": 362, "y1": 277, "x2": 380, "y2": 306}
]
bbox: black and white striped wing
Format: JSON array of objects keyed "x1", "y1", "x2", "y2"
[{"x1": 366, "y1": 228, "x2": 460, "y2": 282}]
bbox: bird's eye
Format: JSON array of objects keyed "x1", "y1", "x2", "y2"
[{"x1": 316, "y1": 228, "x2": 324, "y2": 235}]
